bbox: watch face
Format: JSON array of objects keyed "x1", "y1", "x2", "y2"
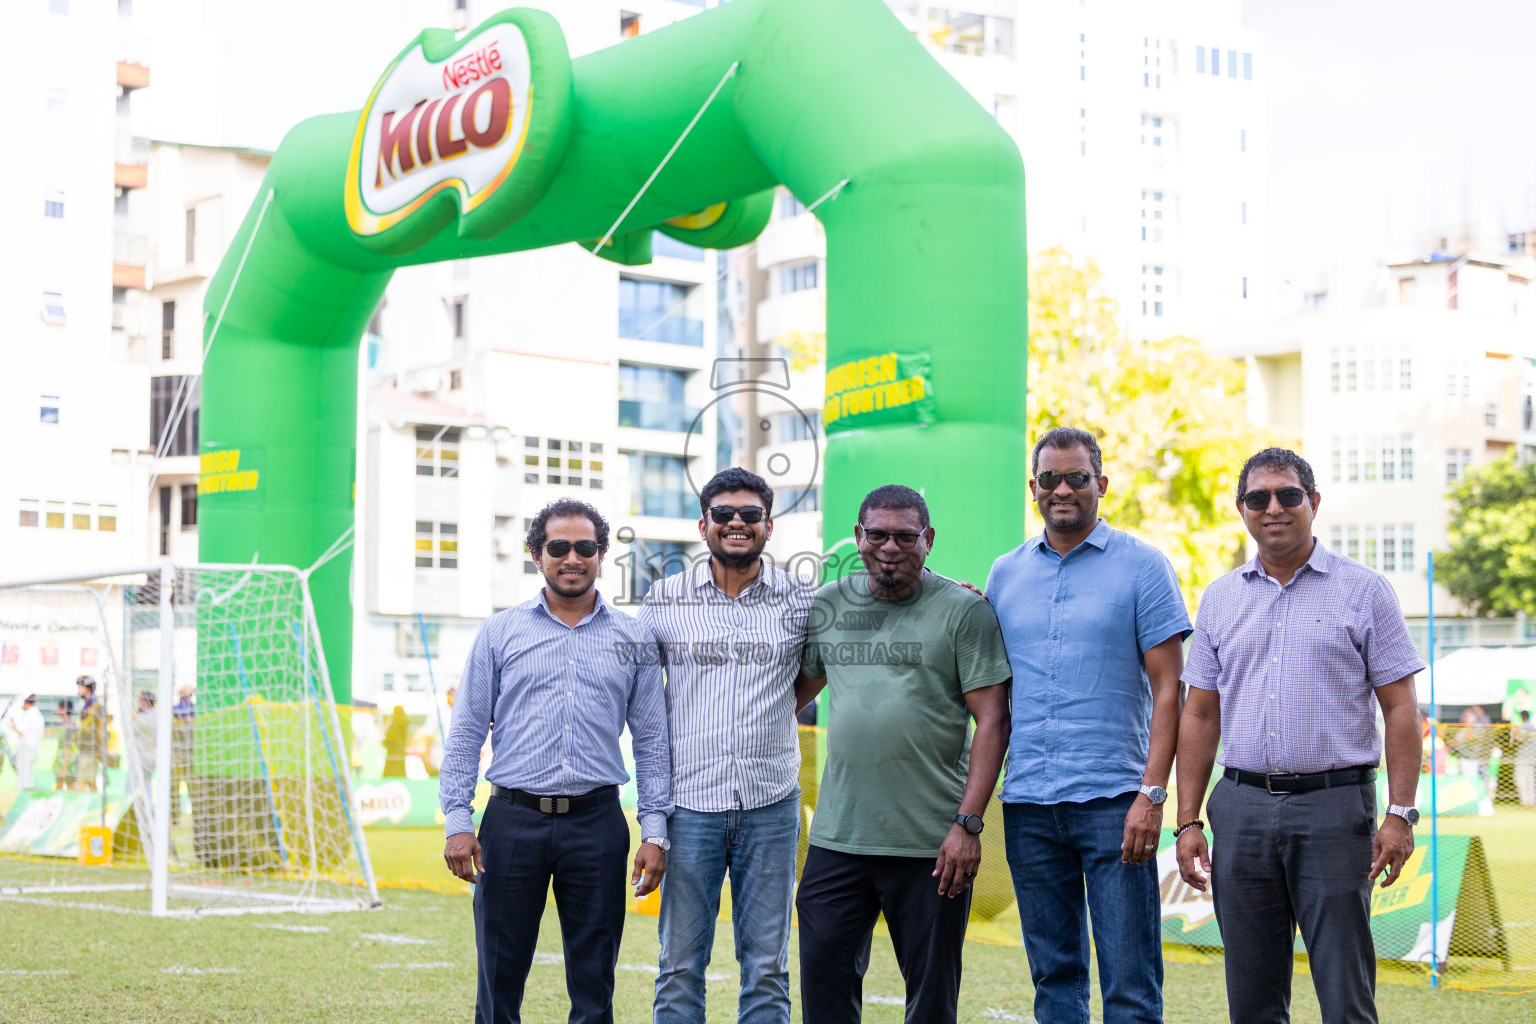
[
  {"x1": 1142, "y1": 785, "x2": 1167, "y2": 804},
  {"x1": 960, "y1": 814, "x2": 984, "y2": 835},
  {"x1": 1403, "y1": 808, "x2": 1420, "y2": 826}
]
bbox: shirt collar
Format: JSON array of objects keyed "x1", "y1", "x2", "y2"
[
  {"x1": 1241, "y1": 536, "x2": 1331, "y2": 581},
  {"x1": 530, "y1": 587, "x2": 610, "y2": 625},
  {"x1": 1028, "y1": 518, "x2": 1111, "y2": 555},
  {"x1": 692, "y1": 556, "x2": 777, "y2": 594}
]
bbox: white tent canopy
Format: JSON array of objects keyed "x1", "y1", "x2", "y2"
[{"x1": 1419, "y1": 646, "x2": 1536, "y2": 707}]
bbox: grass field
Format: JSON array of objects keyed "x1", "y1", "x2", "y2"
[{"x1": 3, "y1": 816, "x2": 1534, "y2": 1023}]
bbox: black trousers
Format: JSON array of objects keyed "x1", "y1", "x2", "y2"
[
  {"x1": 1208, "y1": 776, "x2": 1379, "y2": 1024},
  {"x1": 795, "y1": 844, "x2": 971, "y2": 1024},
  {"x1": 473, "y1": 790, "x2": 630, "y2": 1024}
]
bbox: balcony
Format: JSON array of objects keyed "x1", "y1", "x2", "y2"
[
  {"x1": 114, "y1": 133, "x2": 149, "y2": 189},
  {"x1": 632, "y1": 490, "x2": 697, "y2": 519},
  {"x1": 116, "y1": 61, "x2": 150, "y2": 90},
  {"x1": 619, "y1": 311, "x2": 703, "y2": 347},
  {"x1": 619, "y1": 400, "x2": 703, "y2": 434},
  {"x1": 113, "y1": 234, "x2": 147, "y2": 289}
]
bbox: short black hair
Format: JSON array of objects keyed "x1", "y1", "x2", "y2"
[
  {"x1": 58, "y1": 699, "x2": 74, "y2": 714},
  {"x1": 526, "y1": 498, "x2": 610, "y2": 558},
  {"x1": 858, "y1": 484, "x2": 930, "y2": 529},
  {"x1": 1236, "y1": 447, "x2": 1316, "y2": 500},
  {"x1": 1032, "y1": 426, "x2": 1103, "y2": 476},
  {"x1": 699, "y1": 467, "x2": 774, "y2": 518}
]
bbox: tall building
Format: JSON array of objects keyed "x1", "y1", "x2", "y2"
[{"x1": 1201, "y1": 249, "x2": 1536, "y2": 633}]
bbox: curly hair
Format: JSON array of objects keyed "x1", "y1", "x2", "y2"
[{"x1": 525, "y1": 498, "x2": 610, "y2": 558}]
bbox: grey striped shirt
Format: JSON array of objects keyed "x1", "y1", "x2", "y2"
[
  {"x1": 639, "y1": 559, "x2": 818, "y2": 813},
  {"x1": 439, "y1": 589, "x2": 673, "y2": 839}
]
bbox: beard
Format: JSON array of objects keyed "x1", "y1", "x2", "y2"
[
  {"x1": 707, "y1": 533, "x2": 765, "y2": 569},
  {"x1": 546, "y1": 570, "x2": 595, "y2": 598},
  {"x1": 1042, "y1": 499, "x2": 1097, "y2": 534}
]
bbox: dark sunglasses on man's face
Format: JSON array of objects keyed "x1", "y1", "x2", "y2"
[
  {"x1": 708, "y1": 505, "x2": 766, "y2": 525},
  {"x1": 860, "y1": 528, "x2": 923, "y2": 549},
  {"x1": 1240, "y1": 487, "x2": 1308, "y2": 512},
  {"x1": 1035, "y1": 470, "x2": 1094, "y2": 491},
  {"x1": 544, "y1": 539, "x2": 600, "y2": 558}
]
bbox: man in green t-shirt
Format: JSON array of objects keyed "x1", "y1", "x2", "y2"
[{"x1": 794, "y1": 485, "x2": 1012, "y2": 1024}]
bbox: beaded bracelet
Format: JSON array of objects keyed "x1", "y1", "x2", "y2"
[{"x1": 1173, "y1": 820, "x2": 1205, "y2": 840}]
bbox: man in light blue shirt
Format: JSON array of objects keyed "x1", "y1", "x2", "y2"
[
  {"x1": 986, "y1": 428, "x2": 1189, "y2": 1024},
  {"x1": 441, "y1": 498, "x2": 672, "y2": 1024}
]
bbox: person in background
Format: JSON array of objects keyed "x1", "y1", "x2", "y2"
[
  {"x1": 54, "y1": 699, "x2": 79, "y2": 790},
  {"x1": 132, "y1": 691, "x2": 157, "y2": 774},
  {"x1": 1514, "y1": 710, "x2": 1536, "y2": 809},
  {"x1": 382, "y1": 706, "x2": 410, "y2": 778},
  {"x1": 75, "y1": 676, "x2": 104, "y2": 791},
  {"x1": 6, "y1": 695, "x2": 45, "y2": 790},
  {"x1": 173, "y1": 687, "x2": 196, "y2": 723}
]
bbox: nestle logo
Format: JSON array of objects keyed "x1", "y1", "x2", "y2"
[
  {"x1": 442, "y1": 44, "x2": 503, "y2": 90},
  {"x1": 834, "y1": 610, "x2": 890, "y2": 631}
]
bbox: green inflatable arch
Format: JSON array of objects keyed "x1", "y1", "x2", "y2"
[{"x1": 200, "y1": 0, "x2": 1027, "y2": 705}]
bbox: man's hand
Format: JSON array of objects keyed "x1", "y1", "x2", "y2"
[
  {"x1": 1370, "y1": 813, "x2": 1414, "y2": 887},
  {"x1": 444, "y1": 832, "x2": 482, "y2": 884},
  {"x1": 1121, "y1": 794, "x2": 1163, "y2": 864},
  {"x1": 933, "y1": 824, "x2": 981, "y2": 898},
  {"x1": 1175, "y1": 828, "x2": 1211, "y2": 892},
  {"x1": 956, "y1": 579, "x2": 986, "y2": 600},
  {"x1": 632, "y1": 842, "x2": 666, "y2": 897}
]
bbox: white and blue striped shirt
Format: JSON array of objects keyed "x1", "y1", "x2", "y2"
[
  {"x1": 439, "y1": 589, "x2": 673, "y2": 839},
  {"x1": 640, "y1": 559, "x2": 818, "y2": 813}
]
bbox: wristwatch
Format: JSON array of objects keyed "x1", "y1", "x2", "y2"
[
  {"x1": 642, "y1": 836, "x2": 671, "y2": 852},
  {"x1": 1386, "y1": 805, "x2": 1420, "y2": 827},
  {"x1": 1139, "y1": 784, "x2": 1167, "y2": 805},
  {"x1": 954, "y1": 813, "x2": 984, "y2": 835}
]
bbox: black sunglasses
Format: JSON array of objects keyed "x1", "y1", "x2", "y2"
[
  {"x1": 860, "y1": 528, "x2": 923, "y2": 549},
  {"x1": 708, "y1": 505, "x2": 766, "y2": 525},
  {"x1": 543, "y1": 539, "x2": 600, "y2": 558},
  {"x1": 1240, "y1": 487, "x2": 1309, "y2": 512},
  {"x1": 1036, "y1": 470, "x2": 1094, "y2": 491}
]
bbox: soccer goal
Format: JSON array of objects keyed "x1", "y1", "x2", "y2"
[{"x1": 0, "y1": 562, "x2": 378, "y2": 916}]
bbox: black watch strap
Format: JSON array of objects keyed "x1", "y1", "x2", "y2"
[{"x1": 955, "y1": 813, "x2": 984, "y2": 835}]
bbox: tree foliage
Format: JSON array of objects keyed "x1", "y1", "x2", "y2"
[
  {"x1": 1437, "y1": 453, "x2": 1536, "y2": 616},
  {"x1": 1027, "y1": 247, "x2": 1282, "y2": 610}
]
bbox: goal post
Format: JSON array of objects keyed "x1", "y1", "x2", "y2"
[{"x1": 0, "y1": 562, "x2": 378, "y2": 916}]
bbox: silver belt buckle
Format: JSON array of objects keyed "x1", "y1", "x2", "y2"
[
  {"x1": 538, "y1": 797, "x2": 570, "y2": 813},
  {"x1": 1265, "y1": 773, "x2": 1281, "y2": 794}
]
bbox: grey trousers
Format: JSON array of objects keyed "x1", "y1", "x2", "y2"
[{"x1": 1207, "y1": 776, "x2": 1378, "y2": 1024}]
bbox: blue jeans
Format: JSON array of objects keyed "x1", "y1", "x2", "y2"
[
  {"x1": 655, "y1": 791, "x2": 800, "y2": 1024},
  {"x1": 1003, "y1": 793, "x2": 1162, "y2": 1024}
]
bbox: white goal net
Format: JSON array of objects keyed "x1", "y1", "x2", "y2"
[{"x1": 0, "y1": 563, "x2": 378, "y2": 916}]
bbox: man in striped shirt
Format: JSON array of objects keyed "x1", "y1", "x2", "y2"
[
  {"x1": 441, "y1": 499, "x2": 672, "y2": 1024},
  {"x1": 641, "y1": 468, "x2": 817, "y2": 1024},
  {"x1": 1174, "y1": 449, "x2": 1424, "y2": 1024}
]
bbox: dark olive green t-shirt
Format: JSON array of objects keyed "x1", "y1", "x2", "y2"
[{"x1": 800, "y1": 571, "x2": 1012, "y2": 857}]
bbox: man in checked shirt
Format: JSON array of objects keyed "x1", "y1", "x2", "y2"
[
  {"x1": 1174, "y1": 449, "x2": 1425, "y2": 1024},
  {"x1": 441, "y1": 499, "x2": 672, "y2": 1024},
  {"x1": 640, "y1": 467, "x2": 818, "y2": 1024}
]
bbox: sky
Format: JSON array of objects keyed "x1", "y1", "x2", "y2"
[{"x1": 202, "y1": 0, "x2": 1536, "y2": 295}]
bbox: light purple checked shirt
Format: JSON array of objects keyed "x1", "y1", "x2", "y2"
[{"x1": 1183, "y1": 539, "x2": 1426, "y2": 774}]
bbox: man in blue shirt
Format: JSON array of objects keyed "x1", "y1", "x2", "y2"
[
  {"x1": 986, "y1": 428, "x2": 1189, "y2": 1024},
  {"x1": 441, "y1": 498, "x2": 673, "y2": 1024}
]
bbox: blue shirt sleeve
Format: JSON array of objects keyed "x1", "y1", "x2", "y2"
[
  {"x1": 627, "y1": 620, "x2": 674, "y2": 839},
  {"x1": 1135, "y1": 551, "x2": 1192, "y2": 653},
  {"x1": 1362, "y1": 576, "x2": 1428, "y2": 687},
  {"x1": 440, "y1": 617, "x2": 499, "y2": 838}
]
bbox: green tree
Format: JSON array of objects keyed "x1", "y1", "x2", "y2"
[
  {"x1": 1027, "y1": 247, "x2": 1282, "y2": 609},
  {"x1": 1437, "y1": 453, "x2": 1536, "y2": 616}
]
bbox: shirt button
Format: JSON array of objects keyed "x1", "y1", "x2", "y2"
[
  {"x1": 566, "y1": 691, "x2": 572, "y2": 697},
  {"x1": 1268, "y1": 694, "x2": 1276, "y2": 700},
  {"x1": 1271, "y1": 657, "x2": 1278, "y2": 663},
  {"x1": 1269, "y1": 731, "x2": 1276, "y2": 737}
]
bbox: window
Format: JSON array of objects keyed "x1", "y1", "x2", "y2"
[
  {"x1": 1210, "y1": 48, "x2": 1219, "y2": 76},
  {"x1": 1330, "y1": 438, "x2": 1342, "y2": 483},
  {"x1": 524, "y1": 454, "x2": 539, "y2": 467},
  {"x1": 779, "y1": 262, "x2": 819, "y2": 294},
  {"x1": 451, "y1": 296, "x2": 467, "y2": 340},
  {"x1": 1446, "y1": 363, "x2": 1458, "y2": 398},
  {"x1": 778, "y1": 191, "x2": 804, "y2": 219},
  {"x1": 41, "y1": 291, "x2": 65, "y2": 324},
  {"x1": 628, "y1": 453, "x2": 691, "y2": 518},
  {"x1": 625, "y1": 540, "x2": 691, "y2": 602},
  {"x1": 618, "y1": 278, "x2": 697, "y2": 344},
  {"x1": 1485, "y1": 403, "x2": 1498, "y2": 427},
  {"x1": 414, "y1": 425, "x2": 461, "y2": 478},
  {"x1": 1242, "y1": 276, "x2": 1247, "y2": 299},
  {"x1": 1363, "y1": 525, "x2": 1378, "y2": 570},
  {"x1": 1241, "y1": 202, "x2": 1247, "y2": 225},
  {"x1": 548, "y1": 438, "x2": 562, "y2": 450},
  {"x1": 620, "y1": 10, "x2": 639, "y2": 38},
  {"x1": 547, "y1": 457, "x2": 560, "y2": 468},
  {"x1": 149, "y1": 375, "x2": 200, "y2": 456},
  {"x1": 1400, "y1": 350, "x2": 1413, "y2": 390},
  {"x1": 1381, "y1": 437, "x2": 1396, "y2": 482},
  {"x1": 161, "y1": 300, "x2": 175, "y2": 360},
  {"x1": 1243, "y1": 53, "x2": 1253, "y2": 79},
  {"x1": 46, "y1": 503, "x2": 65, "y2": 529},
  {"x1": 524, "y1": 473, "x2": 539, "y2": 484},
  {"x1": 1240, "y1": 129, "x2": 1246, "y2": 152},
  {"x1": 1382, "y1": 525, "x2": 1397, "y2": 573},
  {"x1": 1329, "y1": 349, "x2": 1340, "y2": 392},
  {"x1": 1363, "y1": 441, "x2": 1376, "y2": 482},
  {"x1": 1362, "y1": 349, "x2": 1374, "y2": 391},
  {"x1": 524, "y1": 435, "x2": 540, "y2": 448},
  {"x1": 1227, "y1": 50, "x2": 1237, "y2": 78},
  {"x1": 98, "y1": 505, "x2": 116, "y2": 532},
  {"x1": 184, "y1": 207, "x2": 196, "y2": 264},
  {"x1": 1400, "y1": 435, "x2": 1414, "y2": 481},
  {"x1": 1446, "y1": 448, "x2": 1473, "y2": 484},
  {"x1": 180, "y1": 484, "x2": 197, "y2": 530},
  {"x1": 524, "y1": 560, "x2": 539, "y2": 574},
  {"x1": 159, "y1": 486, "x2": 170, "y2": 555},
  {"x1": 1345, "y1": 347, "x2": 1357, "y2": 391},
  {"x1": 49, "y1": 0, "x2": 67, "y2": 14},
  {"x1": 1330, "y1": 525, "x2": 1343, "y2": 551},
  {"x1": 40, "y1": 395, "x2": 60, "y2": 424},
  {"x1": 1400, "y1": 525, "x2": 1414, "y2": 571},
  {"x1": 415, "y1": 521, "x2": 458, "y2": 569},
  {"x1": 1346, "y1": 439, "x2": 1359, "y2": 482},
  {"x1": 1154, "y1": 301, "x2": 1163, "y2": 316},
  {"x1": 569, "y1": 441, "x2": 583, "y2": 453},
  {"x1": 547, "y1": 474, "x2": 561, "y2": 484},
  {"x1": 773, "y1": 410, "x2": 820, "y2": 444},
  {"x1": 1196, "y1": 46, "x2": 1205, "y2": 73},
  {"x1": 44, "y1": 191, "x2": 64, "y2": 219},
  {"x1": 19, "y1": 500, "x2": 39, "y2": 528},
  {"x1": 449, "y1": 369, "x2": 462, "y2": 390},
  {"x1": 1346, "y1": 525, "x2": 1359, "y2": 561}
]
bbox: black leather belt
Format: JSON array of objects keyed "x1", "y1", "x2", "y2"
[
  {"x1": 490, "y1": 784, "x2": 617, "y2": 814},
  {"x1": 1225, "y1": 765, "x2": 1376, "y2": 794}
]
